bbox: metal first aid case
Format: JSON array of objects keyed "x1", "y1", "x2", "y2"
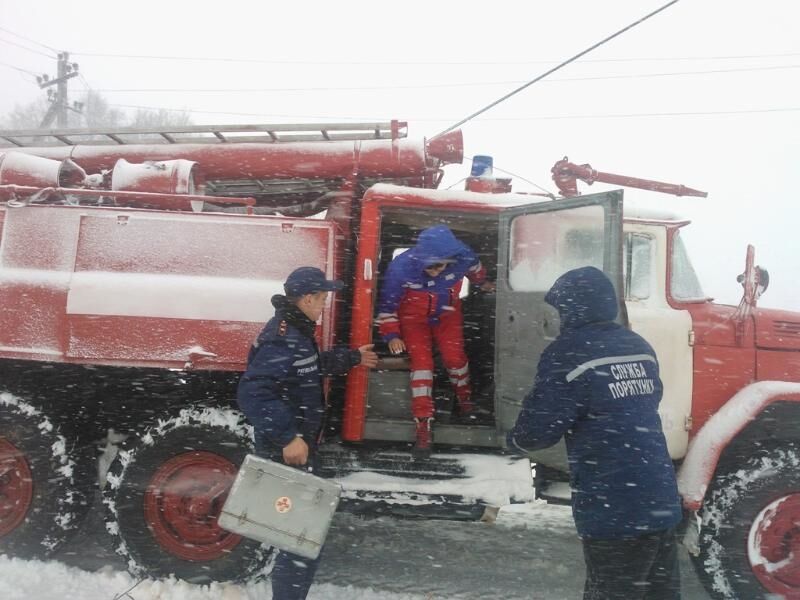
[{"x1": 218, "y1": 454, "x2": 342, "y2": 559}]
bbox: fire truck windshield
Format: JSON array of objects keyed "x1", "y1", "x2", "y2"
[{"x1": 670, "y1": 230, "x2": 706, "y2": 301}]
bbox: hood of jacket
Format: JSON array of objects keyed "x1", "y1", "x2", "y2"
[
  {"x1": 545, "y1": 266, "x2": 618, "y2": 330},
  {"x1": 407, "y1": 225, "x2": 466, "y2": 267}
]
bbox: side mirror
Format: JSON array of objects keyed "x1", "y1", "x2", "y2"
[
  {"x1": 736, "y1": 245, "x2": 769, "y2": 306},
  {"x1": 754, "y1": 266, "x2": 769, "y2": 299}
]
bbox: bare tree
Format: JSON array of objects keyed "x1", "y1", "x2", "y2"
[
  {"x1": 0, "y1": 90, "x2": 192, "y2": 131},
  {"x1": 81, "y1": 91, "x2": 127, "y2": 129},
  {"x1": 129, "y1": 107, "x2": 193, "y2": 129},
  {"x1": 3, "y1": 98, "x2": 51, "y2": 129}
]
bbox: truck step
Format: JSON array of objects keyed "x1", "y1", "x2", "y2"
[
  {"x1": 317, "y1": 445, "x2": 468, "y2": 479},
  {"x1": 338, "y1": 490, "x2": 488, "y2": 521},
  {"x1": 317, "y1": 445, "x2": 535, "y2": 520}
]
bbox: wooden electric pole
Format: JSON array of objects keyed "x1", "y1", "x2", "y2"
[{"x1": 37, "y1": 52, "x2": 80, "y2": 128}]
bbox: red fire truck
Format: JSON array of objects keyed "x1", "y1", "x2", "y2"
[{"x1": 0, "y1": 122, "x2": 798, "y2": 598}]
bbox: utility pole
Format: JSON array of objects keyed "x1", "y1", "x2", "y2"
[{"x1": 37, "y1": 52, "x2": 80, "y2": 128}]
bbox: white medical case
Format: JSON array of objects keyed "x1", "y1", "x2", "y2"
[{"x1": 218, "y1": 454, "x2": 342, "y2": 559}]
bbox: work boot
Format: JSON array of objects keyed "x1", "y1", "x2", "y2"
[
  {"x1": 456, "y1": 395, "x2": 475, "y2": 416},
  {"x1": 412, "y1": 417, "x2": 433, "y2": 459},
  {"x1": 451, "y1": 396, "x2": 477, "y2": 424}
]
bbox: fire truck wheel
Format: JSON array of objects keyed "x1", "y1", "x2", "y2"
[
  {"x1": 0, "y1": 393, "x2": 92, "y2": 558},
  {"x1": 103, "y1": 407, "x2": 272, "y2": 583},
  {"x1": 694, "y1": 446, "x2": 800, "y2": 600}
]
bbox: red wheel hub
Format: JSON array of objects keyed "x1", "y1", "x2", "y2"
[
  {"x1": 0, "y1": 438, "x2": 34, "y2": 537},
  {"x1": 748, "y1": 493, "x2": 800, "y2": 597},
  {"x1": 143, "y1": 451, "x2": 242, "y2": 561}
]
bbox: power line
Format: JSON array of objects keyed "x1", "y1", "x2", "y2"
[
  {"x1": 78, "y1": 72, "x2": 94, "y2": 92},
  {"x1": 434, "y1": 0, "x2": 682, "y2": 137},
  {"x1": 69, "y1": 50, "x2": 800, "y2": 66},
  {"x1": 0, "y1": 26, "x2": 59, "y2": 53},
  {"x1": 88, "y1": 64, "x2": 800, "y2": 94},
  {"x1": 480, "y1": 161, "x2": 555, "y2": 197},
  {"x1": 105, "y1": 102, "x2": 361, "y2": 120},
  {"x1": 515, "y1": 107, "x2": 800, "y2": 120},
  {"x1": 446, "y1": 159, "x2": 555, "y2": 197},
  {"x1": 554, "y1": 63, "x2": 800, "y2": 80},
  {"x1": 571, "y1": 52, "x2": 800, "y2": 63},
  {"x1": 434, "y1": 107, "x2": 800, "y2": 121},
  {"x1": 0, "y1": 36, "x2": 57, "y2": 59},
  {"x1": 101, "y1": 101, "x2": 800, "y2": 122},
  {"x1": 0, "y1": 61, "x2": 40, "y2": 77}
]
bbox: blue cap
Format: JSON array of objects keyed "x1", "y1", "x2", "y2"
[{"x1": 284, "y1": 267, "x2": 343, "y2": 296}]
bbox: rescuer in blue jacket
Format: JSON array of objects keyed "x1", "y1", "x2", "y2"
[
  {"x1": 508, "y1": 266, "x2": 683, "y2": 600},
  {"x1": 237, "y1": 266, "x2": 377, "y2": 600}
]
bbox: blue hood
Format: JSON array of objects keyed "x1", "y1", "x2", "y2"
[
  {"x1": 545, "y1": 266, "x2": 618, "y2": 329},
  {"x1": 408, "y1": 225, "x2": 467, "y2": 267}
]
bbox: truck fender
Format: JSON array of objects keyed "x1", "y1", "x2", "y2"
[{"x1": 676, "y1": 380, "x2": 800, "y2": 511}]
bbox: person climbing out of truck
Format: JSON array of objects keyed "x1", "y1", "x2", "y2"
[
  {"x1": 376, "y1": 224, "x2": 495, "y2": 458},
  {"x1": 237, "y1": 266, "x2": 378, "y2": 600},
  {"x1": 507, "y1": 266, "x2": 683, "y2": 600}
]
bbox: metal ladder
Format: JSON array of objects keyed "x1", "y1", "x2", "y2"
[{"x1": 0, "y1": 120, "x2": 408, "y2": 147}]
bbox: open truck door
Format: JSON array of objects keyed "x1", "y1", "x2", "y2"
[{"x1": 494, "y1": 190, "x2": 625, "y2": 470}]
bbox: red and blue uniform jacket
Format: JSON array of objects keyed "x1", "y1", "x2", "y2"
[
  {"x1": 237, "y1": 295, "x2": 360, "y2": 457},
  {"x1": 508, "y1": 266, "x2": 682, "y2": 539},
  {"x1": 377, "y1": 225, "x2": 487, "y2": 341}
]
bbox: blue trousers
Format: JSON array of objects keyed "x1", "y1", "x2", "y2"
[
  {"x1": 582, "y1": 526, "x2": 681, "y2": 600},
  {"x1": 271, "y1": 549, "x2": 322, "y2": 600},
  {"x1": 256, "y1": 436, "x2": 321, "y2": 600},
  {"x1": 260, "y1": 446, "x2": 323, "y2": 600}
]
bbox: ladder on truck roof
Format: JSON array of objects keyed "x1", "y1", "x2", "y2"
[{"x1": 0, "y1": 120, "x2": 408, "y2": 147}]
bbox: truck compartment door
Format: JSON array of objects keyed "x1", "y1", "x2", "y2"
[
  {"x1": 65, "y1": 212, "x2": 339, "y2": 370},
  {"x1": 494, "y1": 191, "x2": 624, "y2": 468}
]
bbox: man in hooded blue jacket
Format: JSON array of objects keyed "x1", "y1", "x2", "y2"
[
  {"x1": 508, "y1": 266, "x2": 683, "y2": 600},
  {"x1": 237, "y1": 266, "x2": 377, "y2": 600},
  {"x1": 377, "y1": 225, "x2": 495, "y2": 456}
]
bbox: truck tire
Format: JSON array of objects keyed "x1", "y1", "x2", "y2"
[
  {"x1": 102, "y1": 407, "x2": 272, "y2": 582},
  {"x1": 694, "y1": 446, "x2": 800, "y2": 600},
  {"x1": 0, "y1": 393, "x2": 92, "y2": 558}
]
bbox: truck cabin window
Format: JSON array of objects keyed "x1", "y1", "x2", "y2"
[
  {"x1": 625, "y1": 233, "x2": 653, "y2": 301},
  {"x1": 670, "y1": 230, "x2": 705, "y2": 301},
  {"x1": 508, "y1": 205, "x2": 605, "y2": 292}
]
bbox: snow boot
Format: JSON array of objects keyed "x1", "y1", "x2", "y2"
[
  {"x1": 412, "y1": 417, "x2": 433, "y2": 459},
  {"x1": 450, "y1": 395, "x2": 477, "y2": 424}
]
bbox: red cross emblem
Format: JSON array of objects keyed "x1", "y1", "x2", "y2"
[{"x1": 275, "y1": 496, "x2": 293, "y2": 513}]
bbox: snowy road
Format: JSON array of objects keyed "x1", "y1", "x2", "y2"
[
  {"x1": 316, "y1": 505, "x2": 710, "y2": 599},
  {"x1": 0, "y1": 494, "x2": 713, "y2": 600}
]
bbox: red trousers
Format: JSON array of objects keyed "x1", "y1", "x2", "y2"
[{"x1": 401, "y1": 311, "x2": 471, "y2": 419}]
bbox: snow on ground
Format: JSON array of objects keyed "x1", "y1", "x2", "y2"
[
  {"x1": 0, "y1": 502, "x2": 574, "y2": 600},
  {"x1": 0, "y1": 557, "x2": 427, "y2": 600},
  {"x1": 0, "y1": 500, "x2": 708, "y2": 600}
]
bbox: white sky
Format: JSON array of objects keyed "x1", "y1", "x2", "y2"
[{"x1": 1, "y1": 0, "x2": 798, "y2": 310}]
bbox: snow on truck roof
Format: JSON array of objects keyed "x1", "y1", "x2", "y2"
[
  {"x1": 369, "y1": 183, "x2": 539, "y2": 209},
  {"x1": 369, "y1": 183, "x2": 689, "y2": 223}
]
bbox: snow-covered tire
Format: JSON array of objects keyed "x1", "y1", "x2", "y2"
[
  {"x1": 0, "y1": 392, "x2": 92, "y2": 558},
  {"x1": 103, "y1": 407, "x2": 272, "y2": 583},
  {"x1": 693, "y1": 446, "x2": 800, "y2": 600}
]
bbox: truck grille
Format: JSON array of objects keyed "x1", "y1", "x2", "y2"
[{"x1": 774, "y1": 320, "x2": 800, "y2": 337}]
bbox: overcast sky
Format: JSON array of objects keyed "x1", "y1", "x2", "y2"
[{"x1": 1, "y1": 0, "x2": 798, "y2": 310}]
